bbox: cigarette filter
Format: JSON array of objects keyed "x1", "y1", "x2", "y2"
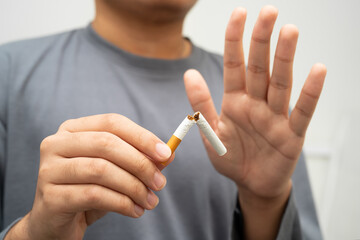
[
  {"x1": 166, "y1": 116, "x2": 196, "y2": 153},
  {"x1": 195, "y1": 112, "x2": 227, "y2": 156}
]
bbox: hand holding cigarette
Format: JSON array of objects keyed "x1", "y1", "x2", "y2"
[{"x1": 20, "y1": 114, "x2": 172, "y2": 240}]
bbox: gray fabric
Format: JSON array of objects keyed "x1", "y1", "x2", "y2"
[
  {"x1": 276, "y1": 189, "x2": 302, "y2": 240},
  {"x1": 292, "y1": 153, "x2": 323, "y2": 240},
  {"x1": 0, "y1": 25, "x2": 321, "y2": 239},
  {"x1": 0, "y1": 218, "x2": 20, "y2": 240},
  {"x1": 232, "y1": 189, "x2": 304, "y2": 240}
]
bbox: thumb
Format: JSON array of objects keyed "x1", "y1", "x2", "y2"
[{"x1": 184, "y1": 69, "x2": 219, "y2": 129}]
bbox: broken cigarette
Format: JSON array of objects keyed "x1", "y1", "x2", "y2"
[
  {"x1": 194, "y1": 112, "x2": 227, "y2": 156},
  {"x1": 166, "y1": 115, "x2": 196, "y2": 154},
  {"x1": 165, "y1": 112, "x2": 227, "y2": 157}
]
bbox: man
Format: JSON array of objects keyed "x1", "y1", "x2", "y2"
[{"x1": 0, "y1": 0, "x2": 326, "y2": 239}]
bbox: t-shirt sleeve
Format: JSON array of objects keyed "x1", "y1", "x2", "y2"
[
  {"x1": 0, "y1": 218, "x2": 22, "y2": 240},
  {"x1": 232, "y1": 154, "x2": 322, "y2": 240},
  {"x1": 0, "y1": 48, "x2": 10, "y2": 236}
]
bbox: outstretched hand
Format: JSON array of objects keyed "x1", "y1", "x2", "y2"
[{"x1": 184, "y1": 6, "x2": 326, "y2": 204}]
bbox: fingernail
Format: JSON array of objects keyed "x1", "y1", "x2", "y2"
[
  {"x1": 147, "y1": 191, "x2": 159, "y2": 208},
  {"x1": 154, "y1": 172, "x2": 166, "y2": 190},
  {"x1": 156, "y1": 143, "x2": 171, "y2": 159},
  {"x1": 134, "y1": 204, "x2": 144, "y2": 217}
]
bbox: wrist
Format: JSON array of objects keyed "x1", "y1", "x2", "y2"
[
  {"x1": 237, "y1": 181, "x2": 292, "y2": 240},
  {"x1": 237, "y1": 180, "x2": 292, "y2": 211}
]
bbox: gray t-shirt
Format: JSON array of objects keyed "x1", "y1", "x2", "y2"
[{"x1": 0, "y1": 25, "x2": 321, "y2": 240}]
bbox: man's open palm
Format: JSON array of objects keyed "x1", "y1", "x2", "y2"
[{"x1": 184, "y1": 6, "x2": 326, "y2": 200}]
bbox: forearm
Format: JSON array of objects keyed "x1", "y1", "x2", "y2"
[{"x1": 238, "y1": 181, "x2": 292, "y2": 240}]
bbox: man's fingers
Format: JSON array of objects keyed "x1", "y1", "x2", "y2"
[
  {"x1": 184, "y1": 69, "x2": 219, "y2": 129},
  {"x1": 268, "y1": 24, "x2": 299, "y2": 115},
  {"x1": 246, "y1": 5, "x2": 278, "y2": 100},
  {"x1": 45, "y1": 184, "x2": 145, "y2": 218},
  {"x1": 223, "y1": 7, "x2": 247, "y2": 93},
  {"x1": 41, "y1": 157, "x2": 159, "y2": 210},
  {"x1": 40, "y1": 132, "x2": 167, "y2": 191},
  {"x1": 156, "y1": 153, "x2": 175, "y2": 170},
  {"x1": 184, "y1": 69, "x2": 221, "y2": 156},
  {"x1": 57, "y1": 114, "x2": 171, "y2": 163},
  {"x1": 289, "y1": 63, "x2": 326, "y2": 137}
]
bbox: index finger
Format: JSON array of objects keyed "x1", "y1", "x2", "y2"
[
  {"x1": 289, "y1": 64, "x2": 326, "y2": 137},
  {"x1": 58, "y1": 113, "x2": 172, "y2": 163}
]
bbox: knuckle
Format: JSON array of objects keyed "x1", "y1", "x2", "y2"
[
  {"x1": 83, "y1": 186, "x2": 101, "y2": 205},
  {"x1": 38, "y1": 163, "x2": 52, "y2": 182},
  {"x1": 58, "y1": 119, "x2": 74, "y2": 132},
  {"x1": 295, "y1": 105, "x2": 312, "y2": 118},
  {"x1": 270, "y1": 76, "x2": 289, "y2": 90},
  {"x1": 224, "y1": 59, "x2": 245, "y2": 69},
  {"x1": 87, "y1": 159, "x2": 107, "y2": 181},
  {"x1": 95, "y1": 133, "x2": 115, "y2": 153},
  {"x1": 275, "y1": 54, "x2": 293, "y2": 64},
  {"x1": 136, "y1": 131, "x2": 149, "y2": 149},
  {"x1": 131, "y1": 181, "x2": 146, "y2": 198},
  {"x1": 303, "y1": 90, "x2": 318, "y2": 100},
  {"x1": 40, "y1": 135, "x2": 55, "y2": 152},
  {"x1": 136, "y1": 157, "x2": 149, "y2": 175},
  {"x1": 247, "y1": 63, "x2": 268, "y2": 74},
  {"x1": 251, "y1": 36, "x2": 270, "y2": 45},
  {"x1": 135, "y1": 156, "x2": 157, "y2": 188},
  {"x1": 116, "y1": 196, "x2": 133, "y2": 215},
  {"x1": 102, "y1": 113, "x2": 122, "y2": 129},
  {"x1": 41, "y1": 192, "x2": 52, "y2": 209}
]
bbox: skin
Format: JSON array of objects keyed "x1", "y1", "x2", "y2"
[
  {"x1": 184, "y1": 7, "x2": 326, "y2": 239},
  {"x1": 6, "y1": 114, "x2": 175, "y2": 240},
  {"x1": 5, "y1": 1, "x2": 326, "y2": 240},
  {"x1": 92, "y1": 0, "x2": 195, "y2": 59}
]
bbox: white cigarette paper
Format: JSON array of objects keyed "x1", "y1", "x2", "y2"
[
  {"x1": 173, "y1": 116, "x2": 196, "y2": 140},
  {"x1": 195, "y1": 112, "x2": 227, "y2": 156},
  {"x1": 166, "y1": 116, "x2": 196, "y2": 156}
]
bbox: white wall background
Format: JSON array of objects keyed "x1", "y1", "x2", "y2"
[{"x1": 0, "y1": 1, "x2": 359, "y2": 239}]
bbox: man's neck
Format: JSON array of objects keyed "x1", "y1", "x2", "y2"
[{"x1": 92, "y1": 3, "x2": 192, "y2": 60}]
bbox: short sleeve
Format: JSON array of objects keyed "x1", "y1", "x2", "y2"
[{"x1": 0, "y1": 218, "x2": 21, "y2": 240}]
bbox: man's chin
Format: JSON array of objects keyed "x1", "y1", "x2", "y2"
[{"x1": 102, "y1": 0, "x2": 197, "y2": 22}]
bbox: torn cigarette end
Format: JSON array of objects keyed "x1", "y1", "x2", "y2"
[
  {"x1": 194, "y1": 112, "x2": 227, "y2": 156},
  {"x1": 167, "y1": 116, "x2": 195, "y2": 152},
  {"x1": 162, "y1": 116, "x2": 196, "y2": 166},
  {"x1": 162, "y1": 111, "x2": 227, "y2": 167},
  {"x1": 193, "y1": 112, "x2": 200, "y2": 121}
]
